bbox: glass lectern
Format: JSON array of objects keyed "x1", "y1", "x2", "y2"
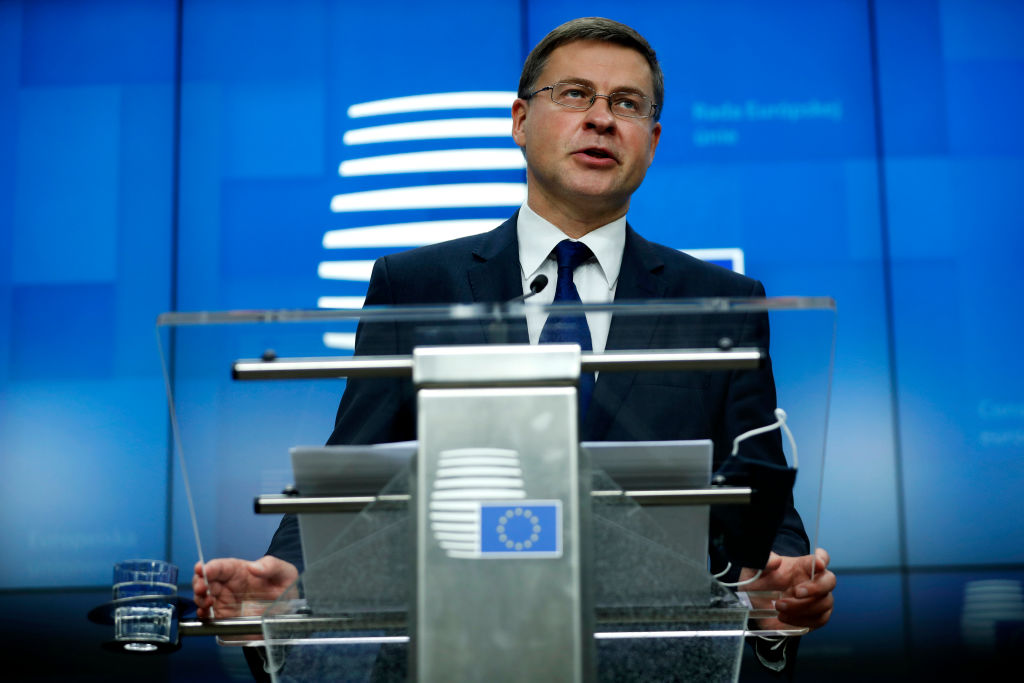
[{"x1": 149, "y1": 297, "x2": 834, "y2": 682}]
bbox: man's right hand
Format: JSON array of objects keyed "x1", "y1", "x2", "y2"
[{"x1": 192, "y1": 555, "x2": 298, "y2": 619}]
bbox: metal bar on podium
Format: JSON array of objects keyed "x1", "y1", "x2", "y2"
[{"x1": 231, "y1": 347, "x2": 764, "y2": 381}]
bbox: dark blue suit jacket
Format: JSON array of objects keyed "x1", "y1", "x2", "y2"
[{"x1": 268, "y1": 214, "x2": 808, "y2": 571}]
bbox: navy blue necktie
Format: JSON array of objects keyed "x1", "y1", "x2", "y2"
[{"x1": 539, "y1": 240, "x2": 595, "y2": 419}]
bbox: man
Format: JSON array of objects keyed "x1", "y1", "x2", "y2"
[{"x1": 194, "y1": 16, "x2": 835, "y2": 674}]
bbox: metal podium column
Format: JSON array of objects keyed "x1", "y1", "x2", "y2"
[{"x1": 412, "y1": 345, "x2": 592, "y2": 682}]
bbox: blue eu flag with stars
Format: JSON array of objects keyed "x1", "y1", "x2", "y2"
[{"x1": 480, "y1": 502, "x2": 561, "y2": 556}]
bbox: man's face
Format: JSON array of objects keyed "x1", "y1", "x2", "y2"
[{"x1": 512, "y1": 40, "x2": 661, "y2": 224}]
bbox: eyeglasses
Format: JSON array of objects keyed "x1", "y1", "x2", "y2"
[{"x1": 528, "y1": 82, "x2": 658, "y2": 120}]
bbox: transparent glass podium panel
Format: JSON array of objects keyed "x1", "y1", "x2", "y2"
[
  {"x1": 256, "y1": 468, "x2": 752, "y2": 682},
  {"x1": 156, "y1": 298, "x2": 835, "y2": 681}
]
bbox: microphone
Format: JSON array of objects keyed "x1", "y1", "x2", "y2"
[
  {"x1": 505, "y1": 275, "x2": 549, "y2": 304},
  {"x1": 488, "y1": 276, "x2": 548, "y2": 343}
]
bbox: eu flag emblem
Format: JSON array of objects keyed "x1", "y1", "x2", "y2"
[{"x1": 479, "y1": 501, "x2": 561, "y2": 558}]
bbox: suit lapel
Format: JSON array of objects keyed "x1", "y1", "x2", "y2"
[
  {"x1": 607, "y1": 226, "x2": 667, "y2": 321},
  {"x1": 583, "y1": 226, "x2": 667, "y2": 439},
  {"x1": 466, "y1": 213, "x2": 529, "y2": 344}
]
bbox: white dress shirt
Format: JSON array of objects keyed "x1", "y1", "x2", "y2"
[{"x1": 516, "y1": 203, "x2": 626, "y2": 352}]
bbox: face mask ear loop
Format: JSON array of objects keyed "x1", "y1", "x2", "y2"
[
  {"x1": 712, "y1": 562, "x2": 732, "y2": 579},
  {"x1": 718, "y1": 568, "x2": 763, "y2": 588},
  {"x1": 775, "y1": 408, "x2": 798, "y2": 470},
  {"x1": 730, "y1": 407, "x2": 799, "y2": 470}
]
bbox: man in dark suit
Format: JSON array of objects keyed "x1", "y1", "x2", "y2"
[{"x1": 194, "y1": 16, "x2": 835, "y2": 671}]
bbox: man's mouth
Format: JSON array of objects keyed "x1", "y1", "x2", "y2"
[{"x1": 578, "y1": 147, "x2": 616, "y2": 161}]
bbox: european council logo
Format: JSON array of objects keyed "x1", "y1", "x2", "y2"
[
  {"x1": 427, "y1": 447, "x2": 563, "y2": 560},
  {"x1": 480, "y1": 502, "x2": 562, "y2": 558}
]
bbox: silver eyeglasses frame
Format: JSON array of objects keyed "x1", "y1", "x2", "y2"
[{"x1": 528, "y1": 82, "x2": 659, "y2": 120}]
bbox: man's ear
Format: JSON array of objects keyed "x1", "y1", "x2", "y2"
[
  {"x1": 647, "y1": 121, "x2": 662, "y2": 163},
  {"x1": 511, "y1": 98, "x2": 529, "y2": 147}
]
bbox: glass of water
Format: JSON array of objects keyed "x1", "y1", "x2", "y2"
[{"x1": 112, "y1": 560, "x2": 178, "y2": 650}]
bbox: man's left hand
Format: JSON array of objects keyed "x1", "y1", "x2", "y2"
[{"x1": 740, "y1": 547, "x2": 835, "y2": 631}]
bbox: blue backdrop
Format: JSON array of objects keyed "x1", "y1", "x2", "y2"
[{"x1": 1, "y1": 0, "x2": 1022, "y2": 677}]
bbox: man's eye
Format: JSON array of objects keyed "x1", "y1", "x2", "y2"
[
  {"x1": 613, "y1": 96, "x2": 640, "y2": 111},
  {"x1": 564, "y1": 89, "x2": 587, "y2": 99}
]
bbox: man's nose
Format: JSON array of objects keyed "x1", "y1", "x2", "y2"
[{"x1": 583, "y1": 95, "x2": 617, "y2": 131}]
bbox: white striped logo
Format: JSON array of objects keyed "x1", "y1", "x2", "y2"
[
  {"x1": 428, "y1": 447, "x2": 526, "y2": 559},
  {"x1": 318, "y1": 92, "x2": 526, "y2": 349}
]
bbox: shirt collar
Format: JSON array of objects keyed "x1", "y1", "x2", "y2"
[{"x1": 516, "y1": 203, "x2": 626, "y2": 290}]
